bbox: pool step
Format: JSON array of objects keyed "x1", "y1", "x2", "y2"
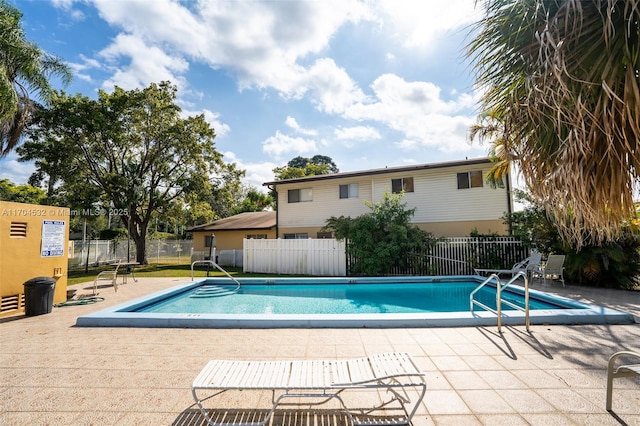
[{"x1": 190, "y1": 285, "x2": 238, "y2": 298}]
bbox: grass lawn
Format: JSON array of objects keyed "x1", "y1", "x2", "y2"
[{"x1": 67, "y1": 263, "x2": 264, "y2": 286}]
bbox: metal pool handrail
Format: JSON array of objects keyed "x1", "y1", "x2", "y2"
[
  {"x1": 470, "y1": 271, "x2": 530, "y2": 332},
  {"x1": 499, "y1": 271, "x2": 530, "y2": 332},
  {"x1": 470, "y1": 273, "x2": 500, "y2": 314},
  {"x1": 191, "y1": 260, "x2": 241, "y2": 290}
]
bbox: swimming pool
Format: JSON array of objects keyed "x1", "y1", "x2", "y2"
[{"x1": 76, "y1": 276, "x2": 635, "y2": 328}]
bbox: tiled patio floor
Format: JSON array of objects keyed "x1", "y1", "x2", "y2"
[{"x1": 1, "y1": 277, "x2": 638, "y2": 425}]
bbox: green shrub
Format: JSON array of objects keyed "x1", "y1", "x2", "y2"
[{"x1": 323, "y1": 191, "x2": 438, "y2": 276}]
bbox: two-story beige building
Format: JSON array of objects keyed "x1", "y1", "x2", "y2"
[{"x1": 263, "y1": 158, "x2": 512, "y2": 239}]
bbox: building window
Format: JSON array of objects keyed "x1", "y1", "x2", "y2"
[
  {"x1": 288, "y1": 188, "x2": 313, "y2": 203},
  {"x1": 246, "y1": 234, "x2": 267, "y2": 239},
  {"x1": 457, "y1": 171, "x2": 484, "y2": 189},
  {"x1": 284, "y1": 233, "x2": 309, "y2": 239},
  {"x1": 339, "y1": 183, "x2": 359, "y2": 199},
  {"x1": 391, "y1": 177, "x2": 414, "y2": 193},
  {"x1": 204, "y1": 235, "x2": 216, "y2": 247},
  {"x1": 317, "y1": 232, "x2": 332, "y2": 239}
]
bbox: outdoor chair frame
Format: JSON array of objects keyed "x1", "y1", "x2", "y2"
[
  {"x1": 606, "y1": 351, "x2": 640, "y2": 411},
  {"x1": 191, "y1": 352, "x2": 426, "y2": 426},
  {"x1": 474, "y1": 252, "x2": 542, "y2": 279},
  {"x1": 92, "y1": 260, "x2": 121, "y2": 295}
]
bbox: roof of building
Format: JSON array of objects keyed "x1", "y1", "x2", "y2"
[
  {"x1": 262, "y1": 157, "x2": 492, "y2": 186},
  {"x1": 187, "y1": 211, "x2": 276, "y2": 232}
]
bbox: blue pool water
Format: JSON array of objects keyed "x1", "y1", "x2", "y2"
[
  {"x1": 76, "y1": 276, "x2": 635, "y2": 328},
  {"x1": 135, "y1": 281, "x2": 569, "y2": 314}
]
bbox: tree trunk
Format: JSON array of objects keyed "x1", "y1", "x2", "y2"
[
  {"x1": 122, "y1": 208, "x2": 149, "y2": 265},
  {"x1": 134, "y1": 235, "x2": 147, "y2": 265},
  {"x1": 130, "y1": 216, "x2": 149, "y2": 265}
]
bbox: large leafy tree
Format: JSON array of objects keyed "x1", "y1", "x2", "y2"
[
  {"x1": 468, "y1": 0, "x2": 640, "y2": 248},
  {"x1": 273, "y1": 154, "x2": 339, "y2": 181},
  {"x1": 23, "y1": 81, "x2": 224, "y2": 264},
  {"x1": 207, "y1": 162, "x2": 246, "y2": 219},
  {"x1": 0, "y1": 1, "x2": 71, "y2": 156},
  {"x1": 286, "y1": 155, "x2": 339, "y2": 173},
  {"x1": 231, "y1": 188, "x2": 274, "y2": 215},
  {"x1": 0, "y1": 178, "x2": 45, "y2": 204}
]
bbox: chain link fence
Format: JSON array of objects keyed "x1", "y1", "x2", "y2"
[{"x1": 69, "y1": 239, "x2": 194, "y2": 268}]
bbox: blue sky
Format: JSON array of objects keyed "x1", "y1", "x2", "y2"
[{"x1": 1, "y1": 0, "x2": 489, "y2": 191}]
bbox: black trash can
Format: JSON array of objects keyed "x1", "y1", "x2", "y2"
[{"x1": 23, "y1": 277, "x2": 56, "y2": 316}]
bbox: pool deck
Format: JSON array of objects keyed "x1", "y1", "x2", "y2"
[{"x1": 1, "y1": 277, "x2": 639, "y2": 425}]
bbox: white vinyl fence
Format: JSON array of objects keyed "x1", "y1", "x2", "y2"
[
  {"x1": 191, "y1": 249, "x2": 244, "y2": 267},
  {"x1": 243, "y1": 238, "x2": 346, "y2": 276}
]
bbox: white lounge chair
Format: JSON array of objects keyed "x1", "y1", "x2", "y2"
[
  {"x1": 606, "y1": 351, "x2": 640, "y2": 411},
  {"x1": 475, "y1": 252, "x2": 542, "y2": 279},
  {"x1": 92, "y1": 260, "x2": 121, "y2": 295},
  {"x1": 533, "y1": 254, "x2": 566, "y2": 287},
  {"x1": 191, "y1": 352, "x2": 426, "y2": 426}
]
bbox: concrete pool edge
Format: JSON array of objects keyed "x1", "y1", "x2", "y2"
[{"x1": 75, "y1": 276, "x2": 637, "y2": 328}]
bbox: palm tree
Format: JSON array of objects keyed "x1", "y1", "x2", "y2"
[
  {"x1": 468, "y1": 107, "x2": 517, "y2": 188},
  {"x1": 468, "y1": 0, "x2": 640, "y2": 248},
  {"x1": 0, "y1": 1, "x2": 71, "y2": 157}
]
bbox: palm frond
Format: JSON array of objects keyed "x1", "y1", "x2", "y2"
[{"x1": 468, "y1": 0, "x2": 640, "y2": 248}]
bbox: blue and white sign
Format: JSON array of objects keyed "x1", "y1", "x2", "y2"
[{"x1": 41, "y1": 220, "x2": 66, "y2": 257}]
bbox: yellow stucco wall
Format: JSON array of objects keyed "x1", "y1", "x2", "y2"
[
  {"x1": 0, "y1": 201, "x2": 70, "y2": 317},
  {"x1": 192, "y1": 229, "x2": 276, "y2": 252}
]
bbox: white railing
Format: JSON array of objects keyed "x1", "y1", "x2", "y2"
[
  {"x1": 433, "y1": 237, "x2": 527, "y2": 273},
  {"x1": 243, "y1": 238, "x2": 346, "y2": 276},
  {"x1": 190, "y1": 258, "x2": 241, "y2": 290}
]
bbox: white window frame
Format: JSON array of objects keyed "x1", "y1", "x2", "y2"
[
  {"x1": 391, "y1": 177, "x2": 414, "y2": 193},
  {"x1": 457, "y1": 171, "x2": 484, "y2": 189},
  {"x1": 288, "y1": 188, "x2": 313, "y2": 203},
  {"x1": 339, "y1": 183, "x2": 359, "y2": 199}
]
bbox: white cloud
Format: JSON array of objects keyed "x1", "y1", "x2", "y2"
[
  {"x1": 301, "y1": 58, "x2": 367, "y2": 114},
  {"x1": 88, "y1": 0, "x2": 373, "y2": 111},
  {"x1": 222, "y1": 151, "x2": 276, "y2": 191},
  {"x1": 52, "y1": 0, "x2": 85, "y2": 20},
  {"x1": 0, "y1": 152, "x2": 36, "y2": 185},
  {"x1": 262, "y1": 131, "x2": 317, "y2": 160},
  {"x1": 377, "y1": 0, "x2": 480, "y2": 49},
  {"x1": 345, "y1": 74, "x2": 482, "y2": 153},
  {"x1": 334, "y1": 126, "x2": 381, "y2": 141},
  {"x1": 285, "y1": 116, "x2": 317, "y2": 136},
  {"x1": 98, "y1": 33, "x2": 189, "y2": 91}
]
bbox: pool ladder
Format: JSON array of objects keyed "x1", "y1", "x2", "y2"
[
  {"x1": 190, "y1": 260, "x2": 241, "y2": 296},
  {"x1": 470, "y1": 271, "x2": 530, "y2": 332}
]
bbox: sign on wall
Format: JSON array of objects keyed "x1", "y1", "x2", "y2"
[{"x1": 41, "y1": 220, "x2": 66, "y2": 257}]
